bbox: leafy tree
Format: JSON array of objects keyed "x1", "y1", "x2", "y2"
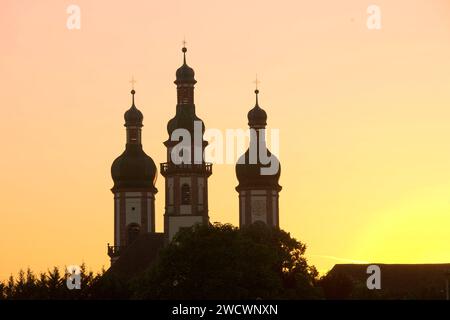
[
  {"x1": 132, "y1": 222, "x2": 321, "y2": 299},
  {"x1": 319, "y1": 270, "x2": 354, "y2": 299},
  {"x1": 0, "y1": 223, "x2": 320, "y2": 299}
]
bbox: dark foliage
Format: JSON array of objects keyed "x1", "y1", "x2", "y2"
[
  {"x1": 0, "y1": 264, "x2": 105, "y2": 300},
  {"x1": 1, "y1": 223, "x2": 321, "y2": 299},
  {"x1": 319, "y1": 270, "x2": 354, "y2": 299},
  {"x1": 132, "y1": 222, "x2": 321, "y2": 299}
]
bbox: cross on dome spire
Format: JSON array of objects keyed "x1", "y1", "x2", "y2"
[
  {"x1": 182, "y1": 38, "x2": 188, "y2": 64},
  {"x1": 253, "y1": 74, "x2": 260, "y2": 90},
  {"x1": 129, "y1": 75, "x2": 136, "y2": 90},
  {"x1": 129, "y1": 76, "x2": 137, "y2": 106},
  {"x1": 253, "y1": 75, "x2": 260, "y2": 106}
]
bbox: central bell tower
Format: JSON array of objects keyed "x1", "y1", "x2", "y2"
[{"x1": 161, "y1": 46, "x2": 212, "y2": 242}]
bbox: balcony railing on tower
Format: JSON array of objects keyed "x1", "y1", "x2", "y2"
[
  {"x1": 160, "y1": 162, "x2": 212, "y2": 176},
  {"x1": 107, "y1": 244, "x2": 125, "y2": 258}
]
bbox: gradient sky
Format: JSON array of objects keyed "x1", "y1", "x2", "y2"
[{"x1": 1, "y1": 0, "x2": 450, "y2": 279}]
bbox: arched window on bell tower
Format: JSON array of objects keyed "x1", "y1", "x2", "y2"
[{"x1": 181, "y1": 183, "x2": 191, "y2": 205}]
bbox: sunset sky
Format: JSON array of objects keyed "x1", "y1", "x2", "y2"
[{"x1": 1, "y1": 0, "x2": 450, "y2": 279}]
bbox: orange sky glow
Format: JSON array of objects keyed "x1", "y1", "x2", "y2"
[{"x1": 1, "y1": 0, "x2": 450, "y2": 279}]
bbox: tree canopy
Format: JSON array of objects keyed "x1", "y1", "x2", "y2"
[
  {"x1": 132, "y1": 222, "x2": 320, "y2": 299},
  {"x1": 1, "y1": 222, "x2": 321, "y2": 299},
  {"x1": 0, "y1": 264, "x2": 104, "y2": 300}
]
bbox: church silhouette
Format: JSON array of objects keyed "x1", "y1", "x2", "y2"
[{"x1": 106, "y1": 46, "x2": 282, "y2": 276}]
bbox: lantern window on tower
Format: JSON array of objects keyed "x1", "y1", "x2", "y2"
[{"x1": 181, "y1": 184, "x2": 191, "y2": 205}]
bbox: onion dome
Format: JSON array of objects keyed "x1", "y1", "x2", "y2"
[
  {"x1": 236, "y1": 89, "x2": 281, "y2": 191},
  {"x1": 174, "y1": 47, "x2": 196, "y2": 85},
  {"x1": 236, "y1": 149, "x2": 281, "y2": 190},
  {"x1": 111, "y1": 90, "x2": 158, "y2": 193},
  {"x1": 124, "y1": 90, "x2": 143, "y2": 127},
  {"x1": 167, "y1": 45, "x2": 205, "y2": 137},
  {"x1": 247, "y1": 89, "x2": 267, "y2": 128},
  {"x1": 167, "y1": 111, "x2": 205, "y2": 136},
  {"x1": 111, "y1": 147, "x2": 158, "y2": 192}
]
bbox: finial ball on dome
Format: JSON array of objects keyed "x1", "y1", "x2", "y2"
[
  {"x1": 255, "y1": 89, "x2": 259, "y2": 95},
  {"x1": 131, "y1": 89, "x2": 135, "y2": 95},
  {"x1": 182, "y1": 47, "x2": 187, "y2": 53}
]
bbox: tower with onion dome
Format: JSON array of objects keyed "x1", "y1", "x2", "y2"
[
  {"x1": 160, "y1": 46, "x2": 212, "y2": 242},
  {"x1": 108, "y1": 89, "x2": 158, "y2": 264},
  {"x1": 235, "y1": 88, "x2": 282, "y2": 227}
]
